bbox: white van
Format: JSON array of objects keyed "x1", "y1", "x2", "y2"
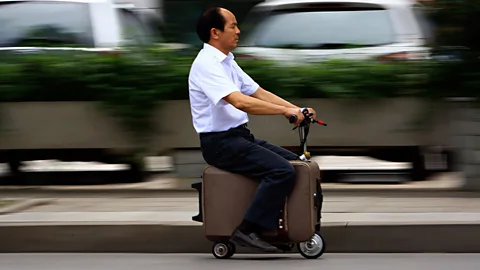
[
  {"x1": 235, "y1": 0, "x2": 434, "y2": 63},
  {"x1": 0, "y1": 0, "x2": 176, "y2": 51}
]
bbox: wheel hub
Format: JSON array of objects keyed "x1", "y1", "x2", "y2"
[
  {"x1": 299, "y1": 234, "x2": 323, "y2": 256},
  {"x1": 214, "y1": 244, "x2": 228, "y2": 257}
]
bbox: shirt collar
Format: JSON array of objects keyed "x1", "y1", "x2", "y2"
[{"x1": 203, "y1": 43, "x2": 235, "y2": 63}]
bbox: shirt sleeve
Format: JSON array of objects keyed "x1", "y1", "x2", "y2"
[
  {"x1": 234, "y1": 62, "x2": 260, "y2": 96},
  {"x1": 191, "y1": 61, "x2": 242, "y2": 106}
]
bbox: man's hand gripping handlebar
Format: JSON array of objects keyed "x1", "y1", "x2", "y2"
[
  {"x1": 289, "y1": 108, "x2": 327, "y2": 127},
  {"x1": 288, "y1": 108, "x2": 327, "y2": 161}
]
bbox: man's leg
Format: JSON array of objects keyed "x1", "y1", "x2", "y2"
[{"x1": 254, "y1": 138, "x2": 299, "y2": 161}]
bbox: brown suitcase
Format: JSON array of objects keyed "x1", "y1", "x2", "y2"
[{"x1": 191, "y1": 160, "x2": 325, "y2": 259}]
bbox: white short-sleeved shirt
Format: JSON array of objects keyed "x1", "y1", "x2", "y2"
[{"x1": 188, "y1": 43, "x2": 259, "y2": 133}]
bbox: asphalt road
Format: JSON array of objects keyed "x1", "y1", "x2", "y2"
[{"x1": 0, "y1": 254, "x2": 479, "y2": 270}]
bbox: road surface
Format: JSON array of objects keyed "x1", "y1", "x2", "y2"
[{"x1": 0, "y1": 254, "x2": 478, "y2": 270}]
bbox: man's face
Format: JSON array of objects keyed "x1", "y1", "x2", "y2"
[{"x1": 217, "y1": 9, "x2": 240, "y2": 51}]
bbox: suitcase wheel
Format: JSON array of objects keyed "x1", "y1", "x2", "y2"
[
  {"x1": 212, "y1": 241, "x2": 236, "y2": 259},
  {"x1": 297, "y1": 233, "x2": 326, "y2": 259}
]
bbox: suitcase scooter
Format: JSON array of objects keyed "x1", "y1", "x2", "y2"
[{"x1": 191, "y1": 109, "x2": 327, "y2": 259}]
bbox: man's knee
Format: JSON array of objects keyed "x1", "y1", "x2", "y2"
[{"x1": 277, "y1": 161, "x2": 296, "y2": 189}]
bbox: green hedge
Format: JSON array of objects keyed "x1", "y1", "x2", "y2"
[
  {"x1": 0, "y1": 47, "x2": 193, "y2": 136},
  {"x1": 0, "y1": 47, "x2": 439, "y2": 101},
  {"x1": 0, "y1": 46, "x2": 478, "y2": 135}
]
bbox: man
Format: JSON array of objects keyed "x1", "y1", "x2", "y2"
[{"x1": 188, "y1": 6, "x2": 317, "y2": 252}]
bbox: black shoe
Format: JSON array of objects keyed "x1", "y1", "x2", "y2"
[{"x1": 229, "y1": 229, "x2": 279, "y2": 252}]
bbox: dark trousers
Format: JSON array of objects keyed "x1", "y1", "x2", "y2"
[{"x1": 200, "y1": 124, "x2": 299, "y2": 230}]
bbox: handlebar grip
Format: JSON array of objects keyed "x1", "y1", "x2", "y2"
[
  {"x1": 289, "y1": 115, "x2": 297, "y2": 123},
  {"x1": 316, "y1": 120, "x2": 327, "y2": 126}
]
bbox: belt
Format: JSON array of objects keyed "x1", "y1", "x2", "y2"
[{"x1": 199, "y1": 123, "x2": 248, "y2": 138}]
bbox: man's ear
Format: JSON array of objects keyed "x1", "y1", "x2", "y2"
[{"x1": 210, "y1": 28, "x2": 219, "y2": 40}]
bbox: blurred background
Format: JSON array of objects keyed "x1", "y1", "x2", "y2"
[
  {"x1": 1, "y1": 0, "x2": 480, "y2": 262},
  {"x1": 0, "y1": 0, "x2": 478, "y2": 190}
]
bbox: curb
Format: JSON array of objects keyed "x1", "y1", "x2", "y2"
[
  {"x1": 0, "y1": 188, "x2": 476, "y2": 199},
  {"x1": 1, "y1": 222, "x2": 480, "y2": 253},
  {"x1": 0, "y1": 199, "x2": 53, "y2": 215}
]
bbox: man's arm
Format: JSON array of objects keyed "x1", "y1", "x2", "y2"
[
  {"x1": 223, "y1": 92, "x2": 304, "y2": 125},
  {"x1": 223, "y1": 91, "x2": 288, "y2": 115},
  {"x1": 250, "y1": 87, "x2": 300, "y2": 109},
  {"x1": 192, "y1": 61, "x2": 302, "y2": 123},
  {"x1": 250, "y1": 87, "x2": 318, "y2": 120},
  {"x1": 234, "y1": 62, "x2": 300, "y2": 109},
  {"x1": 234, "y1": 63, "x2": 315, "y2": 120}
]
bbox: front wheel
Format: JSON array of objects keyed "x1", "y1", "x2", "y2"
[
  {"x1": 212, "y1": 242, "x2": 235, "y2": 259},
  {"x1": 297, "y1": 233, "x2": 326, "y2": 259}
]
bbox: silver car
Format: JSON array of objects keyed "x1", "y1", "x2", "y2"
[{"x1": 235, "y1": 0, "x2": 434, "y2": 63}]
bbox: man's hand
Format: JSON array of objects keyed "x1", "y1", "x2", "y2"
[
  {"x1": 304, "y1": 107, "x2": 317, "y2": 120},
  {"x1": 284, "y1": 108, "x2": 305, "y2": 126}
]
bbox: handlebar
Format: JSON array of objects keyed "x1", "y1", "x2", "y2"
[
  {"x1": 288, "y1": 108, "x2": 327, "y2": 162},
  {"x1": 289, "y1": 109, "x2": 327, "y2": 127},
  {"x1": 289, "y1": 115, "x2": 297, "y2": 124}
]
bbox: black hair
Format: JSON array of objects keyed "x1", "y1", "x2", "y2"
[{"x1": 196, "y1": 7, "x2": 227, "y2": 43}]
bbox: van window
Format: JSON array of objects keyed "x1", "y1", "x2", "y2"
[
  {"x1": 117, "y1": 8, "x2": 153, "y2": 45},
  {"x1": 0, "y1": 1, "x2": 94, "y2": 47},
  {"x1": 412, "y1": 4, "x2": 435, "y2": 44},
  {"x1": 239, "y1": 7, "x2": 396, "y2": 49}
]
